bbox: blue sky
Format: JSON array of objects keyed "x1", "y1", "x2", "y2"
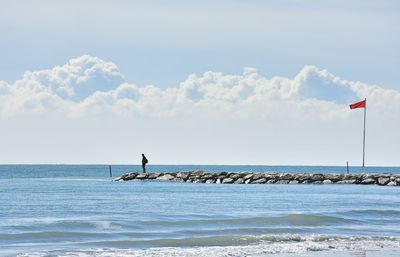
[
  {"x1": 1, "y1": 0, "x2": 399, "y2": 89},
  {"x1": 0, "y1": 1, "x2": 399, "y2": 165}
]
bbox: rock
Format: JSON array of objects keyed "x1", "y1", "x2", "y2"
[
  {"x1": 222, "y1": 178, "x2": 234, "y2": 184},
  {"x1": 265, "y1": 173, "x2": 279, "y2": 180},
  {"x1": 361, "y1": 173, "x2": 376, "y2": 180},
  {"x1": 234, "y1": 178, "x2": 245, "y2": 184},
  {"x1": 202, "y1": 173, "x2": 216, "y2": 180},
  {"x1": 252, "y1": 178, "x2": 267, "y2": 184},
  {"x1": 117, "y1": 171, "x2": 397, "y2": 187},
  {"x1": 190, "y1": 171, "x2": 205, "y2": 177},
  {"x1": 311, "y1": 174, "x2": 325, "y2": 181},
  {"x1": 343, "y1": 174, "x2": 358, "y2": 180},
  {"x1": 243, "y1": 174, "x2": 254, "y2": 181},
  {"x1": 276, "y1": 180, "x2": 290, "y2": 184},
  {"x1": 176, "y1": 172, "x2": 190, "y2": 180},
  {"x1": 295, "y1": 174, "x2": 310, "y2": 182},
  {"x1": 279, "y1": 173, "x2": 293, "y2": 180},
  {"x1": 252, "y1": 173, "x2": 265, "y2": 180},
  {"x1": 361, "y1": 178, "x2": 376, "y2": 185},
  {"x1": 157, "y1": 174, "x2": 175, "y2": 180},
  {"x1": 229, "y1": 173, "x2": 242, "y2": 179},
  {"x1": 124, "y1": 173, "x2": 138, "y2": 180},
  {"x1": 337, "y1": 179, "x2": 356, "y2": 184},
  {"x1": 148, "y1": 173, "x2": 162, "y2": 179},
  {"x1": 135, "y1": 173, "x2": 149, "y2": 179},
  {"x1": 378, "y1": 177, "x2": 390, "y2": 185},
  {"x1": 324, "y1": 174, "x2": 343, "y2": 182}
]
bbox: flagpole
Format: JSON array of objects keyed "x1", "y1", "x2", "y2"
[{"x1": 362, "y1": 98, "x2": 366, "y2": 172}]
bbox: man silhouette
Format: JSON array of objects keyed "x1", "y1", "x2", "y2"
[{"x1": 142, "y1": 154, "x2": 148, "y2": 173}]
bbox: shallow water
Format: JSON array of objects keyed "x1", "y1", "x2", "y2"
[{"x1": 0, "y1": 165, "x2": 399, "y2": 256}]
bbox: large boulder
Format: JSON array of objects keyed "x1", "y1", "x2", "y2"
[
  {"x1": 311, "y1": 174, "x2": 325, "y2": 181},
  {"x1": 361, "y1": 178, "x2": 376, "y2": 185},
  {"x1": 252, "y1": 178, "x2": 267, "y2": 184},
  {"x1": 234, "y1": 178, "x2": 245, "y2": 184},
  {"x1": 279, "y1": 173, "x2": 293, "y2": 180},
  {"x1": 148, "y1": 173, "x2": 162, "y2": 179},
  {"x1": 276, "y1": 180, "x2": 290, "y2": 184},
  {"x1": 222, "y1": 178, "x2": 235, "y2": 184},
  {"x1": 243, "y1": 174, "x2": 254, "y2": 181},
  {"x1": 325, "y1": 174, "x2": 343, "y2": 182},
  {"x1": 295, "y1": 174, "x2": 310, "y2": 182},
  {"x1": 176, "y1": 172, "x2": 190, "y2": 180},
  {"x1": 135, "y1": 173, "x2": 149, "y2": 179},
  {"x1": 157, "y1": 174, "x2": 175, "y2": 181},
  {"x1": 190, "y1": 171, "x2": 205, "y2": 177},
  {"x1": 252, "y1": 173, "x2": 265, "y2": 180},
  {"x1": 123, "y1": 172, "x2": 138, "y2": 180},
  {"x1": 337, "y1": 179, "x2": 356, "y2": 184},
  {"x1": 202, "y1": 173, "x2": 217, "y2": 180},
  {"x1": 229, "y1": 173, "x2": 243, "y2": 179},
  {"x1": 378, "y1": 177, "x2": 390, "y2": 185}
]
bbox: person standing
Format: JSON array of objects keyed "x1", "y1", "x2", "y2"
[{"x1": 141, "y1": 154, "x2": 148, "y2": 173}]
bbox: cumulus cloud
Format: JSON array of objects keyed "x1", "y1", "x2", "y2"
[
  {"x1": 1, "y1": 55, "x2": 399, "y2": 120},
  {"x1": 1, "y1": 55, "x2": 399, "y2": 165}
]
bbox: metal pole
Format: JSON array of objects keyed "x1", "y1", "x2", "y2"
[
  {"x1": 109, "y1": 165, "x2": 112, "y2": 177},
  {"x1": 346, "y1": 161, "x2": 349, "y2": 174},
  {"x1": 362, "y1": 98, "x2": 366, "y2": 172}
]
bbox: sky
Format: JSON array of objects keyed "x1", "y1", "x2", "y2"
[{"x1": 0, "y1": 0, "x2": 399, "y2": 165}]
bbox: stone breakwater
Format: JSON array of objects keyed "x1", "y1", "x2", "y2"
[{"x1": 115, "y1": 171, "x2": 400, "y2": 186}]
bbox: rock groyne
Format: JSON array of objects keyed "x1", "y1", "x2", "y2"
[{"x1": 115, "y1": 171, "x2": 400, "y2": 186}]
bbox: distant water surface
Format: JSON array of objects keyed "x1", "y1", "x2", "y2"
[{"x1": 0, "y1": 165, "x2": 399, "y2": 256}]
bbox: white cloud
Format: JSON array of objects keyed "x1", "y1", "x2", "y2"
[
  {"x1": 1, "y1": 55, "x2": 399, "y2": 120},
  {"x1": 0, "y1": 56, "x2": 399, "y2": 165}
]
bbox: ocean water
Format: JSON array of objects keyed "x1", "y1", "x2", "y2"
[{"x1": 0, "y1": 165, "x2": 399, "y2": 257}]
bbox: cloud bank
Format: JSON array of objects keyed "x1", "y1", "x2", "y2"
[
  {"x1": 1, "y1": 55, "x2": 399, "y2": 119},
  {"x1": 1, "y1": 56, "x2": 399, "y2": 165}
]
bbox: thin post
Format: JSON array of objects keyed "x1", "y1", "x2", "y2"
[
  {"x1": 362, "y1": 98, "x2": 366, "y2": 172},
  {"x1": 109, "y1": 165, "x2": 112, "y2": 177},
  {"x1": 346, "y1": 161, "x2": 349, "y2": 174}
]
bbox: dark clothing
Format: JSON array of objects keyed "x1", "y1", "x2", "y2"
[{"x1": 142, "y1": 155, "x2": 148, "y2": 173}]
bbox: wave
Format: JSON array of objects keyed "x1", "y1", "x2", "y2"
[
  {"x1": 12, "y1": 235, "x2": 400, "y2": 257},
  {"x1": 135, "y1": 214, "x2": 360, "y2": 227},
  {"x1": 338, "y1": 209, "x2": 400, "y2": 216},
  {"x1": 2, "y1": 214, "x2": 360, "y2": 233}
]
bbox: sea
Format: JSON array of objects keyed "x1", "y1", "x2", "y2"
[{"x1": 0, "y1": 165, "x2": 399, "y2": 257}]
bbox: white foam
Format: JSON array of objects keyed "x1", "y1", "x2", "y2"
[{"x1": 14, "y1": 235, "x2": 400, "y2": 257}]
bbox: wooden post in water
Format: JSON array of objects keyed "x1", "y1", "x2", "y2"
[
  {"x1": 109, "y1": 165, "x2": 112, "y2": 177},
  {"x1": 346, "y1": 161, "x2": 349, "y2": 174}
]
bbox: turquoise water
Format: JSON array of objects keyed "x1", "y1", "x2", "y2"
[{"x1": 0, "y1": 165, "x2": 399, "y2": 256}]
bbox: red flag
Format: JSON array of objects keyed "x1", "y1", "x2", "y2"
[{"x1": 349, "y1": 99, "x2": 366, "y2": 109}]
